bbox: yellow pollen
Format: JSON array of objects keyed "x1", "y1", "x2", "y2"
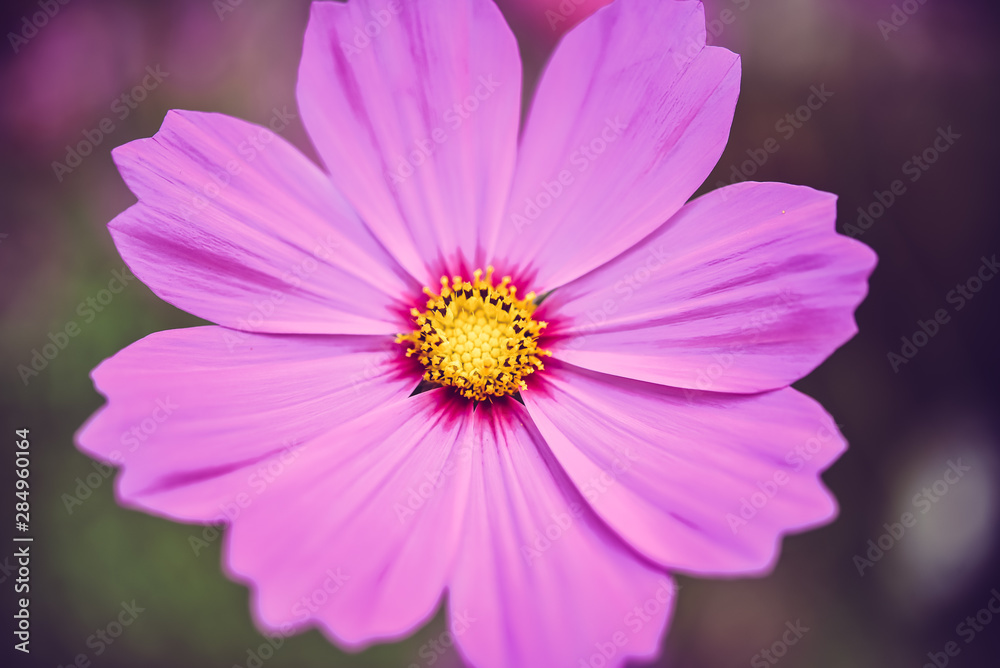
[{"x1": 396, "y1": 267, "x2": 551, "y2": 401}]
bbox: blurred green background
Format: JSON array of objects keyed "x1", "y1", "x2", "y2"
[{"x1": 1, "y1": 0, "x2": 999, "y2": 666}]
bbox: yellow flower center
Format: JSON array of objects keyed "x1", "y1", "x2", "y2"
[{"x1": 397, "y1": 267, "x2": 550, "y2": 401}]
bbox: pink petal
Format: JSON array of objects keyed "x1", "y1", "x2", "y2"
[
  {"x1": 297, "y1": 0, "x2": 522, "y2": 284},
  {"x1": 487, "y1": 0, "x2": 740, "y2": 289},
  {"x1": 449, "y1": 400, "x2": 673, "y2": 668},
  {"x1": 543, "y1": 182, "x2": 877, "y2": 392},
  {"x1": 75, "y1": 326, "x2": 413, "y2": 521},
  {"x1": 111, "y1": 110, "x2": 416, "y2": 336},
  {"x1": 225, "y1": 391, "x2": 474, "y2": 647},
  {"x1": 523, "y1": 361, "x2": 847, "y2": 576}
]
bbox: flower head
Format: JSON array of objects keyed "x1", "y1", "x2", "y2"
[
  {"x1": 397, "y1": 267, "x2": 551, "y2": 401},
  {"x1": 78, "y1": 1, "x2": 876, "y2": 667}
]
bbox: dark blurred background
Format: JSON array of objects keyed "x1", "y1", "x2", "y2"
[{"x1": 1, "y1": 0, "x2": 999, "y2": 666}]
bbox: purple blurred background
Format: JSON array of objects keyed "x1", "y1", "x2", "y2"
[{"x1": 1, "y1": 0, "x2": 999, "y2": 666}]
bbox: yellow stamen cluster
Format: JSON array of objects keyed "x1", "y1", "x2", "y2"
[{"x1": 397, "y1": 267, "x2": 550, "y2": 401}]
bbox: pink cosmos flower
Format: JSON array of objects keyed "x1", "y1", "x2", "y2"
[{"x1": 77, "y1": 0, "x2": 876, "y2": 666}]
